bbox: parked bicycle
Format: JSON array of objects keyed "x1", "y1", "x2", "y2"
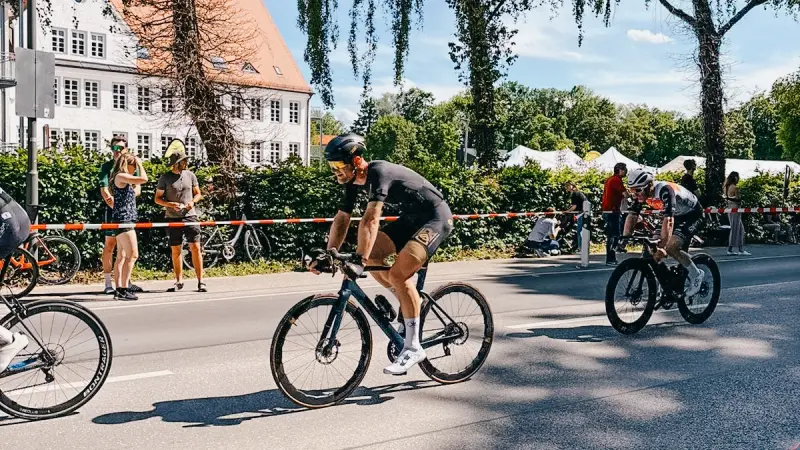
[
  {"x1": 182, "y1": 214, "x2": 271, "y2": 270},
  {"x1": 605, "y1": 234, "x2": 721, "y2": 335},
  {"x1": 0, "y1": 233, "x2": 81, "y2": 299},
  {"x1": 0, "y1": 246, "x2": 112, "y2": 420},
  {"x1": 270, "y1": 249, "x2": 494, "y2": 408}
]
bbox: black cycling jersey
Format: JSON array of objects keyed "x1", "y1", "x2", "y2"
[
  {"x1": 340, "y1": 161, "x2": 445, "y2": 214},
  {"x1": 0, "y1": 186, "x2": 31, "y2": 260}
]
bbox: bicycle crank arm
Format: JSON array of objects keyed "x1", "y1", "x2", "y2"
[{"x1": 421, "y1": 331, "x2": 464, "y2": 349}]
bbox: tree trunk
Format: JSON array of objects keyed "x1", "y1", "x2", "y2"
[
  {"x1": 693, "y1": 0, "x2": 726, "y2": 207},
  {"x1": 463, "y1": 0, "x2": 497, "y2": 168}
]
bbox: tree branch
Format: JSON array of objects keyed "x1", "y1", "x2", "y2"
[
  {"x1": 488, "y1": 0, "x2": 508, "y2": 22},
  {"x1": 718, "y1": 0, "x2": 768, "y2": 36},
  {"x1": 658, "y1": 0, "x2": 696, "y2": 27}
]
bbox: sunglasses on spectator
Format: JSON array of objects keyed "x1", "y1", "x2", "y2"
[{"x1": 112, "y1": 145, "x2": 126, "y2": 152}]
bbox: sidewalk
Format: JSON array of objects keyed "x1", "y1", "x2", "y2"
[{"x1": 20, "y1": 244, "x2": 799, "y2": 304}]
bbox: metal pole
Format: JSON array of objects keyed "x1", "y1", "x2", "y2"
[
  {"x1": 1, "y1": 4, "x2": 6, "y2": 146},
  {"x1": 18, "y1": 0, "x2": 23, "y2": 152},
  {"x1": 25, "y1": 0, "x2": 38, "y2": 222}
]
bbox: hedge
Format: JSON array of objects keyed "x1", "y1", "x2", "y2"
[{"x1": 1, "y1": 147, "x2": 797, "y2": 270}]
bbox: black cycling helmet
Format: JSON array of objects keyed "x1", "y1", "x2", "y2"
[{"x1": 325, "y1": 133, "x2": 366, "y2": 163}]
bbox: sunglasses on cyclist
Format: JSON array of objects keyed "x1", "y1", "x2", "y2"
[{"x1": 328, "y1": 161, "x2": 348, "y2": 171}]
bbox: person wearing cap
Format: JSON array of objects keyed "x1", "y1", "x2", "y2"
[
  {"x1": 98, "y1": 136, "x2": 144, "y2": 295},
  {"x1": 155, "y1": 152, "x2": 206, "y2": 292}
]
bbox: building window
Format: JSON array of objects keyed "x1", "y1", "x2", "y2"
[
  {"x1": 242, "y1": 62, "x2": 258, "y2": 73},
  {"x1": 270, "y1": 100, "x2": 281, "y2": 122},
  {"x1": 289, "y1": 142, "x2": 300, "y2": 157},
  {"x1": 211, "y1": 56, "x2": 228, "y2": 70},
  {"x1": 249, "y1": 142, "x2": 262, "y2": 164},
  {"x1": 84, "y1": 131, "x2": 100, "y2": 151},
  {"x1": 137, "y1": 134, "x2": 152, "y2": 159},
  {"x1": 161, "y1": 135, "x2": 176, "y2": 153},
  {"x1": 64, "y1": 129, "x2": 81, "y2": 147},
  {"x1": 249, "y1": 99, "x2": 262, "y2": 121},
  {"x1": 71, "y1": 30, "x2": 86, "y2": 56},
  {"x1": 289, "y1": 101, "x2": 300, "y2": 124},
  {"x1": 136, "y1": 46, "x2": 150, "y2": 60},
  {"x1": 161, "y1": 89, "x2": 175, "y2": 113},
  {"x1": 49, "y1": 129, "x2": 61, "y2": 149},
  {"x1": 64, "y1": 78, "x2": 79, "y2": 107},
  {"x1": 113, "y1": 84, "x2": 127, "y2": 110},
  {"x1": 187, "y1": 137, "x2": 199, "y2": 158},
  {"x1": 90, "y1": 33, "x2": 105, "y2": 58},
  {"x1": 137, "y1": 86, "x2": 151, "y2": 112},
  {"x1": 269, "y1": 142, "x2": 281, "y2": 163},
  {"x1": 231, "y1": 96, "x2": 243, "y2": 119},
  {"x1": 53, "y1": 78, "x2": 59, "y2": 105},
  {"x1": 84, "y1": 81, "x2": 99, "y2": 108},
  {"x1": 236, "y1": 148, "x2": 244, "y2": 163},
  {"x1": 273, "y1": 66, "x2": 282, "y2": 76},
  {"x1": 51, "y1": 28, "x2": 66, "y2": 53}
]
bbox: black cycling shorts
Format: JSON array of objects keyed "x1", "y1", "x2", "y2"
[
  {"x1": 0, "y1": 200, "x2": 31, "y2": 260},
  {"x1": 672, "y1": 206, "x2": 704, "y2": 247},
  {"x1": 167, "y1": 216, "x2": 202, "y2": 247},
  {"x1": 381, "y1": 203, "x2": 453, "y2": 259}
]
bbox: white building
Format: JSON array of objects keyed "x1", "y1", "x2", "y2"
[{"x1": 0, "y1": 0, "x2": 313, "y2": 166}]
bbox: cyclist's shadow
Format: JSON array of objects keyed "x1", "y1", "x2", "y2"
[{"x1": 92, "y1": 380, "x2": 438, "y2": 428}]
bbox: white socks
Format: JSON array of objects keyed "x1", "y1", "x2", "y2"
[
  {"x1": 404, "y1": 317, "x2": 421, "y2": 351},
  {"x1": 104, "y1": 273, "x2": 113, "y2": 288},
  {"x1": 0, "y1": 327, "x2": 13, "y2": 346}
]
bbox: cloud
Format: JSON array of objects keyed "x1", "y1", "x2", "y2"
[
  {"x1": 584, "y1": 70, "x2": 689, "y2": 87},
  {"x1": 506, "y1": 14, "x2": 608, "y2": 63},
  {"x1": 626, "y1": 29, "x2": 673, "y2": 44}
]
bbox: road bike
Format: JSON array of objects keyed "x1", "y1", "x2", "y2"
[
  {"x1": 270, "y1": 249, "x2": 494, "y2": 408},
  {"x1": 0, "y1": 233, "x2": 81, "y2": 299},
  {"x1": 605, "y1": 235, "x2": 720, "y2": 335},
  {"x1": 0, "y1": 247, "x2": 112, "y2": 420},
  {"x1": 182, "y1": 214, "x2": 271, "y2": 270}
]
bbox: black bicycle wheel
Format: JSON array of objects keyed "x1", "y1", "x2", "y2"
[
  {"x1": 244, "y1": 228, "x2": 271, "y2": 263},
  {"x1": 0, "y1": 247, "x2": 39, "y2": 300},
  {"x1": 270, "y1": 294, "x2": 372, "y2": 408},
  {"x1": 35, "y1": 235, "x2": 81, "y2": 285},
  {"x1": 0, "y1": 300, "x2": 113, "y2": 420},
  {"x1": 418, "y1": 282, "x2": 494, "y2": 383},
  {"x1": 678, "y1": 254, "x2": 721, "y2": 324},
  {"x1": 605, "y1": 258, "x2": 657, "y2": 335},
  {"x1": 182, "y1": 228, "x2": 221, "y2": 270}
]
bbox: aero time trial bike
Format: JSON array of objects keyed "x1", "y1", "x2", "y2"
[
  {"x1": 0, "y1": 246, "x2": 112, "y2": 420},
  {"x1": 605, "y1": 234, "x2": 721, "y2": 335},
  {"x1": 270, "y1": 249, "x2": 494, "y2": 408}
]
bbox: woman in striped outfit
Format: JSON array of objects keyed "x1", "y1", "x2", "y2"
[{"x1": 723, "y1": 171, "x2": 750, "y2": 256}]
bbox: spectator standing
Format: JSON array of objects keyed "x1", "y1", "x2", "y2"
[
  {"x1": 525, "y1": 208, "x2": 561, "y2": 257},
  {"x1": 602, "y1": 163, "x2": 627, "y2": 265},
  {"x1": 680, "y1": 159, "x2": 699, "y2": 196},
  {"x1": 155, "y1": 152, "x2": 206, "y2": 292},
  {"x1": 723, "y1": 171, "x2": 750, "y2": 256},
  {"x1": 98, "y1": 136, "x2": 143, "y2": 295},
  {"x1": 110, "y1": 153, "x2": 148, "y2": 300},
  {"x1": 565, "y1": 181, "x2": 587, "y2": 250}
]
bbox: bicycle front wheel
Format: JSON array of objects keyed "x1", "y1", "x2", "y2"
[
  {"x1": 0, "y1": 247, "x2": 39, "y2": 300},
  {"x1": 0, "y1": 300, "x2": 113, "y2": 420},
  {"x1": 182, "y1": 229, "x2": 221, "y2": 270},
  {"x1": 270, "y1": 295, "x2": 372, "y2": 408},
  {"x1": 244, "y1": 228, "x2": 271, "y2": 262},
  {"x1": 35, "y1": 235, "x2": 82, "y2": 285},
  {"x1": 419, "y1": 282, "x2": 494, "y2": 384},
  {"x1": 605, "y1": 258, "x2": 657, "y2": 335}
]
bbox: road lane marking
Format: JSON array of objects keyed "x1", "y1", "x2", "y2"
[{"x1": 4, "y1": 370, "x2": 173, "y2": 398}]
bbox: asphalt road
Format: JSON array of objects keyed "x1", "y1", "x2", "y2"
[{"x1": 2, "y1": 245, "x2": 799, "y2": 450}]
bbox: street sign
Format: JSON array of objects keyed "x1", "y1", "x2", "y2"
[{"x1": 14, "y1": 47, "x2": 55, "y2": 119}]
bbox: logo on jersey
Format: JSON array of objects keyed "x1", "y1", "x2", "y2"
[
  {"x1": 646, "y1": 198, "x2": 664, "y2": 210},
  {"x1": 414, "y1": 228, "x2": 439, "y2": 247}
]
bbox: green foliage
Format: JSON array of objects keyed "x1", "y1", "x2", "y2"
[
  {"x1": 365, "y1": 115, "x2": 419, "y2": 162},
  {"x1": 773, "y1": 71, "x2": 800, "y2": 163},
  {"x1": 724, "y1": 109, "x2": 756, "y2": 159},
  {"x1": 738, "y1": 92, "x2": 783, "y2": 160},
  {"x1": 311, "y1": 112, "x2": 345, "y2": 141}
]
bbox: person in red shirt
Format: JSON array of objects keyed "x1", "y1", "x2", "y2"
[{"x1": 602, "y1": 163, "x2": 627, "y2": 265}]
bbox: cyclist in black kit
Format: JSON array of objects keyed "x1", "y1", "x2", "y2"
[
  {"x1": 0, "y1": 186, "x2": 31, "y2": 372},
  {"x1": 310, "y1": 133, "x2": 454, "y2": 375}
]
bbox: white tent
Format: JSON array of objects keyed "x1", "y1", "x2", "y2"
[
  {"x1": 590, "y1": 147, "x2": 642, "y2": 171},
  {"x1": 503, "y1": 145, "x2": 588, "y2": 171},
  {"x1": 660, "y1": 155, "x2": 800, "y2": 179}
]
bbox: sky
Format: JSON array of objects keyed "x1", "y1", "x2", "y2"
[{"x1": 265, "y1": 0, "x2": 800, "y2": 127}]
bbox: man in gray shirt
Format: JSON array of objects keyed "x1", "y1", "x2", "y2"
[{"x1": 155, "y1": 152, "x2": 206, "y2": 292}]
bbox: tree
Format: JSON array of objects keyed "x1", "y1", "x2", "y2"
[
  {"x1": 561, "y1": 86, "x2": 619, "y2": 156},
  {"x1": 576, "y1": 0, "x2": 800, "y2": 205},
  {"x1": 396, "y1": 88, "x2": 435, "y2": 125},
  {"x1": 773, "y1": 71, "x2": 800, "y2": 162},
  {"x1": 365, "y1": 115, "x2": 419, "y2": 163},
  {"x1": 724, "y1": 109, "x2": 756, "y2": 159},
  {"x1": 311, "y1": 111, "x2": 345, "y2": 142},
  {"x1": 738, "y1": 92, "x2": 783, "y2": 160},
  {"x1": 417, "y1": 103, "x2": 464, "y2": 161},
  {"x1": 350, "y1": 96, "x2": 379, "y2": 135}
]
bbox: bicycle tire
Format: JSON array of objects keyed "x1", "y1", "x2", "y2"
[
  {"x1": 244, "y1": 228, "x2": 271, "y2": 263},
  {"x1": 605, "y1": 258, "x2": 657, "y2": 335},
  {"x1": 182, "y1": 229, "x2": 220, "y2": 270},
  {"x1": 0, "y1": 247, "x2": 40, "y2": 300},
  {"x1": 36, "y1": 235, "x2": 81, "y2": 285},
  {"x1": 0, "y1": 300, "x2": 113, "y2": 420},
  {"x1": 678, "y1": 254, "x2": 721, "y2": 324},
  {"x1": 418, "y1": 282, "x2": 494, "y2": 384},
  {"x1": 270, "y1": 294, "x2": 372, "y2": 408}
]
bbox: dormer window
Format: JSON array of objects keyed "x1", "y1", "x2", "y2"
[
  {"x1": 243, "y1": 62, "x2": 258, "y2": 73},
  {"x1": 211, "y1": 56, "x2": 228, "y2": 70},
  {"x1": 136, "y1": 46, "x2": 150, "y2": 60}
]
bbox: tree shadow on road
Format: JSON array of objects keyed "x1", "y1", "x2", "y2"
[{"x1": 91, "y1": 380, "x2": 440, "y2": 428}]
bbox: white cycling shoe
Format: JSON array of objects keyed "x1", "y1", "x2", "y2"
[
  {"x1": 0, "y1": 333, "x2": 29, "y2": 373},
  {"x1": 384, "y1": 347, "x2": 427, "y2": 376},
  {"x1": 686, "y1": 269, "x2": 705, "y2": 298}
]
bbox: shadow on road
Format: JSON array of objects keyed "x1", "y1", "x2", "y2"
[{"x1": 91, "y1": 380, "x2": 439, "y2": 428}]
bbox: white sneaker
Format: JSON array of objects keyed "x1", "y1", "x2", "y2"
[
  {"x1": 739, "y1": 250, "x2": 752, "y2": 256},
  {"x1": 727, "y1": 250, "x2": 740, "y2": 256},
  {"x1": 686, "y1": 269, "x2": 705, "y2": 298},
  {"x1": 0, "y1": 333, "x2": 29, "y2": 373},
  {"x1": 383, "y1": 347, "x2": 427, "y2": 376}
]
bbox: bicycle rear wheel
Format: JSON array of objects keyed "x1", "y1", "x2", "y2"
[
  {"x1": 244, "y1": 228, "x2": 271, "y2": 262},
  {"x1": 0, "y1": 247, "x2": 39, "y2": 300},
  {"x1": 35, "y1": 235, "x2": 81, "y2": 285},
  {"x1": 418, "y1": 282, "x2": 494, "y2": 383},
  {"x1": 182, "y1": 228, "x2": 221, "y2": 270},
  {"x1": 605, "y1": 258, "x2": 657, "y2": 335},
  {"x1": 678, "y1": 254, "x2": 721, "y2": 324},
  {"x1": 270, "y1": 295, "x2": 372, "y2": 408},
  {"x1": 0, "y1": 300, "x2": 112, "y2": 420}
]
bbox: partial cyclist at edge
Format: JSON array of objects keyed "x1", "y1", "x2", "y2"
[
  {"x1": 310, "y1": 133, "x2": 454, "y2": 376},
  {"x1": 622, "y1": 169, "x2": 706, "y2": 297},
  {"x1": 0, "y1": 185, "x2": 30, "y2": 372}
]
